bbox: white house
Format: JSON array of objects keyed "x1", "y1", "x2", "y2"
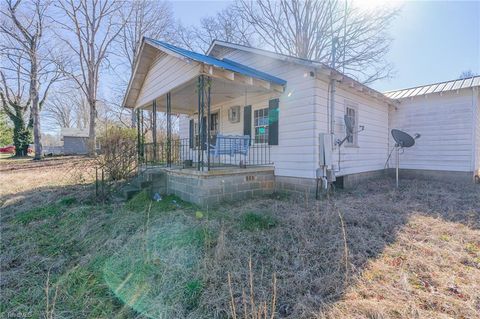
[{"x1": 122, "y1": 38, "x2": 479, "y2": 205}]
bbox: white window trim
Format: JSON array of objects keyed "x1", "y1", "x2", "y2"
[
  {"x1": 253, "y1": 106, "x2": 270, "y2": 145},
  {"x1": 344, "y1": 100, "x2": 359, "y2": 147}
]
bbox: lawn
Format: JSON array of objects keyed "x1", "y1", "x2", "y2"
[{"x1": 1, "y1": 157, "x2": 479, "y2": 318}]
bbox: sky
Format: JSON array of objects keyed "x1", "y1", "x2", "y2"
[{"x1": 170, "y1": 0, "x2": 480, "y2": 92}]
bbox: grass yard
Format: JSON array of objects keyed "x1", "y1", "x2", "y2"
[{"x1": 1, "y1": 157, "x2": 479, "y2": 318}]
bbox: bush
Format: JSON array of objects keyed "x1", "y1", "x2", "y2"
[{"x1": 96, "y1": 126, "x2": 137, "y2": 181}]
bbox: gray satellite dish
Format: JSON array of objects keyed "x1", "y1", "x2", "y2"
[
  {"x1": 391, "y1": 129, "x2": 415, "y2": 148},
  {"x1": 390, "y1": 129, "x2": 420, "y2": 188}
]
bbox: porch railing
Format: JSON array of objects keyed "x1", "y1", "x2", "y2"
[{"x1": 142, "y1": 137, "x2": 272, "y2": 169}]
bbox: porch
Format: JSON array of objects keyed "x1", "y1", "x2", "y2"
[
  {"x1": 141, "y1": 136, "x2": 272, "y2": 169},
  {"x1": 126, "y1": 38, "x2": 285, "y2": 172}
]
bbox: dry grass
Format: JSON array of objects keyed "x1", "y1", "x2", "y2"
[
  {"x1": 0, "y1": 156, "x2": 96, "y2": 215},
  {"x1": 317, "y1": 215, "x2": 480, "y2": 319},
  {"x1": 1, "y1": 157, "x2": 479, "y2": 318},
  {"x1": 197, "y1": 178, "x2": 479, "y2": 319}
]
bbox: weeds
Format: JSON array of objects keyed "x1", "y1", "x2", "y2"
[
  {"x1": 15, "y1": 204, "x2": 61, "y2": 224},
  {"x1": 240, "y1": 212, "x2": 278, "y2": 231},
  {"x1": 44, "y1": 268, "x2": 58, "y2": 319},
  {"x1": 2, "y1": 158, "x2": 479, "y2": 319},
  {"x1": 228, "y1": 257, "x2": 277, "y2": 319},
  {"x1": 58, "y1": 196, "x2": 77, "y2": 206}
]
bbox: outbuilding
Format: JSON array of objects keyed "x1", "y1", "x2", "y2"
[{"x1": 61, "y1": 128, "x2": 89, "y2": 155}]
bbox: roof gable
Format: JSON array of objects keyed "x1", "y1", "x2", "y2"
[
  {"x1": 123, "y1": 38, "x2": 287, "y2": 108},
  {"x1": 146, "y1": 38, "x2": 286, "y2": 86}
]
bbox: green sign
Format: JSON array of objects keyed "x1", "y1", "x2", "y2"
[{"x1": 259, "y1": 127, "x2": 265, "y2": 134}]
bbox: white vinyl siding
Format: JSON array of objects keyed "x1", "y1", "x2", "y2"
[
  {"x1": 314, "y1": 79, "x2": 390, "y2": 176},
  {"x1": 216, "y1": 50, "x2": 318, "y2": 179},
  {"x1": 474, "y1": 90, "x2": 480, "y2": 174},
  {"x1": 388, "y1": 91, "x2": 476, "y2": 172}
]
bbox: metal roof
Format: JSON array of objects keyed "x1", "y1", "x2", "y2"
[
  {"x1": 145, "y1": 38, "x2": 287, "y2": 86},
  {"x1": 384, "y1": 75, "x2": 480, "y2": 99}
]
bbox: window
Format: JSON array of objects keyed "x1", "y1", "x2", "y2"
[
  {"x1": 254, "y1": 108, "x2": 269, "y2": 143},
  {"x1": 345, "y1": 104, "x2": 358, "y2": 145},
  {"x1": 210, "y1": 112, "x2": 219, "y2": 134}
]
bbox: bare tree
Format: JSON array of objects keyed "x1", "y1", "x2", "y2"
[
  {"x1": 55, "y1": 0, "x2": 126, "y2": 155},
  {"x1": 176, "y1": 7, "x2": 256, "y2": 53},
  {"x1": 120, "y1": 0, "x2": 174, "y2": 72},
  {"x1": 43, "y1": 87, "x2": 89, "y2": 129},
  {"x1": 459, "y1": 70, "x2": 477, "y2": 79},
  {"x1": 230, "y1": 0, "x2": 398, "y2": 83},
  {"x1": 0, "y1": 0, "x2": 60, "y2": 159},
  {"x1": 117, "y1": 0, "x2": 174, "y2": 127}
]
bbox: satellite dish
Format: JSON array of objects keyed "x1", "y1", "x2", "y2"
[
  {"x1": 389, "y1": 129, "x2": 421, "y2": 188},
  {"x1": 391, "y1": 129, "x2": 415, "y2": 148}
]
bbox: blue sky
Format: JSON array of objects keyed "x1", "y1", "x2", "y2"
[{"x1": 171, "y1": 0, "x2": 480, "y2": 92}]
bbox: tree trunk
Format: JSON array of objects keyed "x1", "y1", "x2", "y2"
[
  {"x1": 88, "y1": 101, "x2": 96, "y2": 156},
  {"x1": 13, "y1": 120, "x2": 30, "y2": 157},
  {"x1": 30, "y1": 46, "x2": 42, "y2": 160},
  {"x1": 7, "y1": 106, "x2": 31, "y2": 157},
  {"x1": 32, "y1": 99, "x2": 41, "y2": 160}
]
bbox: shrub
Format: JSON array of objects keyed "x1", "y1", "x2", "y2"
[{"x1": 96, "y1": 126, "x2": 137, "y2": 181}]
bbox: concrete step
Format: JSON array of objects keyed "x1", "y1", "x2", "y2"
[{"x1": 123, "y1": 185, "x2": 141, "y2": 200}]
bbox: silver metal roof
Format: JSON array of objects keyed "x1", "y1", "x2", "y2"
[{"x1": 384, "y1": 75, "x2": 480, "y2": 99}]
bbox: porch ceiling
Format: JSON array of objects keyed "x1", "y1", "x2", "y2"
[{"x1": 141, "y1": 75, "x2": 272, "y2": 114}]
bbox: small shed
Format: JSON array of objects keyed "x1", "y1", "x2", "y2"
[{"x1": 61, "y1": 128, "x2": 89, "y2": 155}]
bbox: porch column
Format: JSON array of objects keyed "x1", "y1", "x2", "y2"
[
  {"x1": 206, "y1": 77, "x2": 211, "y2": 171},
  {"x1": 166, "y1": 92, "x2": 172, "y2": 167},
  {"x1": 152, "y1": 100, "x2": 157, "y2": 162},
  {"x1": 136, "y1": 109, "x2": 144, "y2": 162},
  {"x1": 197, "y1": 76, "x2": 203, "y2": 170},
  {"x1": 196, "y1": 75, "x2": 211, "y2": 171}
]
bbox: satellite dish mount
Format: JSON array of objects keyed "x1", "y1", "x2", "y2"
[
  {"x1": 336, "y1": 114, "x2": 365, "y2": 147},
  {"x1": 390, "y1": 129, "x2": 421, "y2": 188}
]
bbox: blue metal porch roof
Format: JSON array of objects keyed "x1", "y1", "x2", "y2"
[{"x1": 145, "y1": 38, "x2": 287, "y2": 86}]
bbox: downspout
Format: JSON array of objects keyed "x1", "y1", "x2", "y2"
[
  {"x1": 313, "y1": 71, "x2": 319, "y2": 191},
  {"x1": 330, "y1": 38, "x2": 337, "y2": 143},
  {"x1": 330, "y1": 37, "x2": 338, "y2": 176}
]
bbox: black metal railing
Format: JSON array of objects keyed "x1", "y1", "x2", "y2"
[{"x1": 142, "y1": 136, "x2": 272, "y2": 170}]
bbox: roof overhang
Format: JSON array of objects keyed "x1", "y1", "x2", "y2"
[
  {"x1": 123, "y1": 38, "x2": 286, "y2": 110},
  {"x1": 207, "y1": 40, "x2": 397, "y2": 106}
]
